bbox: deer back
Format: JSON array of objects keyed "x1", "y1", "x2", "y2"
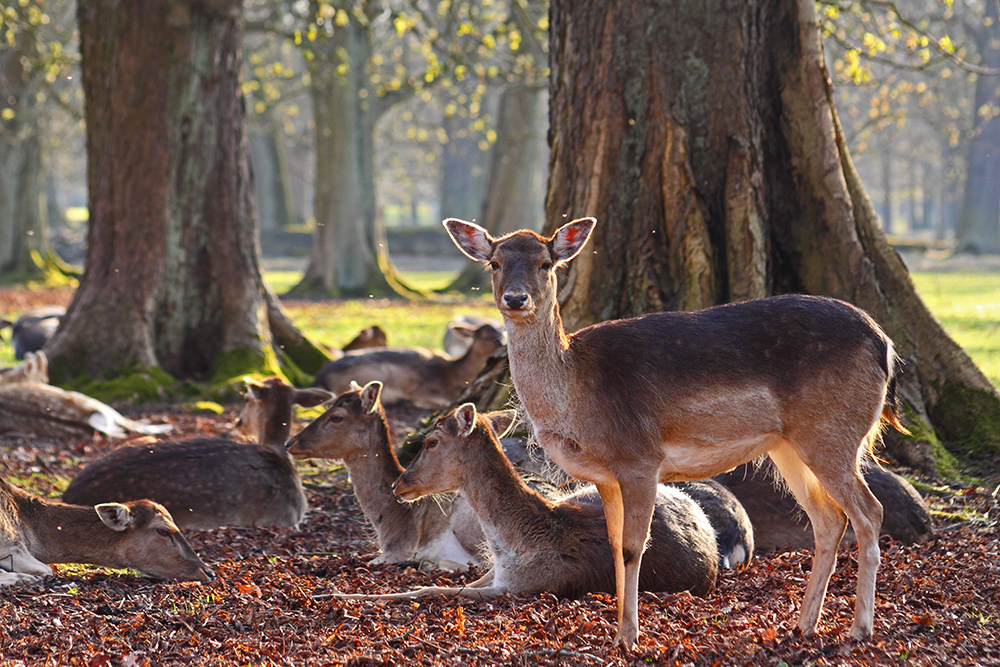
[{"x1": 63, "y1": 438, "x2": 306, "y2": 530}]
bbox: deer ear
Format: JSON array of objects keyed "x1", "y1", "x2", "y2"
[
  {"x1": 243, "y1": 377, "x2": 264, "y2": 400},
  {"x1": 448, "y1": 323, "x2": 476, "y2": 340},
  {"x1": 360, "y1": 381, "x2": 383, "y2": 413},
  {"x1": 454, "y1": 403, "x2": 478, "y2": 436},
  {"x1": 444, "y1": 219, "x2": 493, "y2": 262},
  {"x1": 95, "y1": 503, "x2": 134, "y2": 532},
  {"x1": 293, "y1": 387, "x2": 334, "y2": 408},
  {"x1": 485, "y1": 410, "x2": 518, "y2": 438},
  {"x1": 551, "y1": 217, "x2": 596, "y2": 265}
]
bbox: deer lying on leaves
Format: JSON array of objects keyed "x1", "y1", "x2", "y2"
[
  {"x1": 286, "y1": 380, "x2": 487, "y2": 571},
  {"x1": 0, "y1": 477, "x2": 212, "y2": 586},
  {"x1": 332, "y1": 403, "x2": 719, "y2": 603},
  {"x1": 313, "y1": 323, "x2": 505, "y2": 409},
  {"x1": 62, "y1": 378, "x2": 331, "y2": 530},
  {"x1": 444, "y1": 217, "x2": 906, "y2": 646}
]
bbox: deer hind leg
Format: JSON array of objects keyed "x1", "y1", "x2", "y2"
[
  {"x1": 596, "y1": 476, "x2": 657, "y2": 648},
  {"x1": 768, "y1": 443, "x2": 849, "y2": 636}
]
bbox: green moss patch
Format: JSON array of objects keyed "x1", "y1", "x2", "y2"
[
  {"x1": 65, "y1": 366, "x2": 183, "y2": 403},
  {"x1": 930, "y1": 381, "x2": 1000, "y2": 459}
]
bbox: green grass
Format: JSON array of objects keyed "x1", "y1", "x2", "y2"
[
  {"x1": 3, "y1": 268, "x2": 999, "y2": 391},
  {"x1": 910, "y1": 272, "x2": 1000, "y2": 388}
]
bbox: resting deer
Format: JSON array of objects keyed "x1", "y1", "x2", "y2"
[
  {"x1": 1, "y1": 477, "x2": 212, "y2": 586},
  {"x1": 0, "y1": 305, "x2": 64, "y2": 360},
  {"x1": 0, "y1": 351, "x2": 48, "y2": 386},
  {"x1": 286, "y1": 381, "x2": 486, "y2": 571},
  {"x1": 716, "y1": 460, "x2": 932, "y2": 551},
  {"x1": 313, "y1": 323, "x2": 505, "y2": 409},
  {"x1": 62, "y1": 378, "x2": 331, "y2": 530},
  {"x1": 0, "y1": 382, "x2": 172, "y2": 439},
  {"x1": 445, "y1": 217, "x2": 905, "y2": 646},
  {"x1": 333, "y1": 403, "x2": 718, "y2": 603}
]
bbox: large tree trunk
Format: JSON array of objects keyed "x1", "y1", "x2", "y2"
[
  {"x1": 0, "y1": 4, "x2": 52, "y2": 283},
  {"x1": 292, "y1": 1, "x2": 403, "y2": 298},
  {"x1": 546, "y1": 0, "x2": 1000, "y2": 473},
  {"x1": 47, "y1": 0, "x2": 305, "y2": 386},
  {"x1": 956, "y1": 0, "x2": 1000, "y2": 254}
]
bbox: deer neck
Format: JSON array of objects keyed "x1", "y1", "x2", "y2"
[
  {"x1": 342, "y1": 421, "x2": 414, "y2": 551},
  {"x1": 24, "y1": 501, "x2": 124, "y2": 567},
  {"x1": 503, "y1": 302, "x2": 572, "y2": 424},
  {"x1": 457, "y1": 435, "x2": 553, "y2": 558}
]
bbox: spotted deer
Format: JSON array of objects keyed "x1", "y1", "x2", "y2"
[
  {"x1": 444, "y1": 217, "x2": 906, "y2": 646},
  {"x1": 332, "y1": 403, "x2": 718, "y2": 603},
  {"x1": 1, "y1": 477, "x2": 212, "y2": 586},
  {"x1": 286, "y1": 381, "x2": 486, "y2": 571}
]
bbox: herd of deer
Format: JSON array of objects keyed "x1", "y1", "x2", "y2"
[{"x1": 0, "y1": 219, "x2": 936, "y2": 648}]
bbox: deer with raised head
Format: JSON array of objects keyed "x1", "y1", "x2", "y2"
[
  {"x1": 62, "y1": 378, "x2": 331, "y2": 530},
  {"x1": 313, "y1": 323, "x2": 505, "y2": 409},
  {"x1": 1, "y1": 477, "x2": 212, "y2": 586},
  {"x1": 445, "y1": 217, "x2": 905, "y2": 646},
  {"x1": 333, "y1": 403, "x2": 718, "y2": 603},
  {"x1": 286, "y1": 380, "x2": 486, "y2": 571},
  {"x1": 0, "y1": 351, "x2": 48, "y2": 386}
]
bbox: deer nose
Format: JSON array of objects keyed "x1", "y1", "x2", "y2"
[{"x1": 503, "y1": 292, "x2": 529, "y2": 310}]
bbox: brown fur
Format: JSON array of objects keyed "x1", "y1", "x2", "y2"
[
  {"x1": 286, "y1": 381, "x2": 485, "y2": 571},
  {"x1": 444, "y1": 217, "x2": 905, "y2": 646},
  {"x1": 1, "y1": 477, "x2": 211, "y2": 585}
]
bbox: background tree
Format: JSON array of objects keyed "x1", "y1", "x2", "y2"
[
  {"x1": 545, "y1": 0, "x2": 1000, "y2": 473},
  {"x1": 0, "y1": 0, "x2": 76, "y2": 283},
  {"x1": 46, "y1": 0, "x2": 322, "y2": 390}
]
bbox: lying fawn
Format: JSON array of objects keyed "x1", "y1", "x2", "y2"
[
  {"x1": 313, "y1": 323, "x2": 505, "y2": 409},
  {"x1": 286, "y1": 381, "x2": 486, "y2": 571},
  {"x1": 1, "y1": 477, "x2": 212, "y2": 586},
  {"x1": 62, "y1": 378, "x2": 331, "y2": 530},
  {"x1": 334, "y1": 403, "x2": 718, "y2": 603},
  {"x1": 445, "y1": 217, "x2": 905, "y2": 646},
  {"x1": 716, "y1": 460, "x2": 932, "y2": 551}
]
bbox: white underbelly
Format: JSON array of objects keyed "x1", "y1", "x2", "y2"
[{"x1": 415, "y1": 529, "x2": 477, "y2": 570}]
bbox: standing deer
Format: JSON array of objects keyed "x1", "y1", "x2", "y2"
[
  {"x1": 62, "y1": 378, "x2": 331, "y2": 530},
  {"x1": 1, "y1": 477, "x2": 212, "y2": 586},
  {"x1": 333, "y1": 403, "x2": 718, "y2": 603},
  {"x1": 286, "y1": 380, "x2": 486, "y2": 571},
  {"x1": 445, "y1": 217, "x2": 905, "y2": 646}
]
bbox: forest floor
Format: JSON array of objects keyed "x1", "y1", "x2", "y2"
[{"x1": 2, "y1": 276, "x2": 1000, "y2": 666}]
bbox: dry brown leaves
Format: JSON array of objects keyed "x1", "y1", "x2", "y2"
[{"x1": 1, "y1": 404, "x2": 998, "y2": 667}]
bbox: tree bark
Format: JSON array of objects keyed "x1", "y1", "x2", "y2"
[
  {"x1": 48, "y1": 0, "x2": 298, "y2": 386},
  {"x1": 956, "y1": 0, "x2": 1000, "y2": 253},
  {"x1": 546, "y1": 0, "x2": 1000, "y2": 473},
  {"x1": 292, "y1": 1, "x2": 404, "y2": 298},
  {"x1": 0, "y1": 4, "x2": 52, "y2": 283}
]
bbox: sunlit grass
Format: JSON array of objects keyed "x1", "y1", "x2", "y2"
[{"x1": 910, "y1": 272, "x2": 1000, "y2": 388}]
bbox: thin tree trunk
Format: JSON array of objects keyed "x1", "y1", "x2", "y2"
[
  {"x1": 546, "y1": 0, "x2": 1000, "y2": 473},
  {"x1": 446, "y1": 84, "x2": 548, "y2": 293},
  {"x1": 956, "y1": 0, "x2": 1000, "y2": 253},
  {"x1": 0, "y1": 5, "x2": 51, "y2": 283},
  {"x1": 48, "y1": 0, "x2": 294, "y2": 386}
]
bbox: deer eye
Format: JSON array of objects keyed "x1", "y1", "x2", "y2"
[
  {"x1": 424, "y1": 438, "x2": 438, "y2": 449},
  {"x1": 489, "y1": 261, "x2": 499, "y2": 271},
  {"x1": 328, "y1": 415, "x2": 343, "y2": 424},
  {"x1": 540, "y1": 260, "x2": 553, "y2": 271},
  {"x1": 157, "y1": 528, "x2": 171, "y2": 538}
]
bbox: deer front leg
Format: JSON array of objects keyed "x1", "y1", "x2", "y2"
[
  {"x1": 596, "y1": 478, "x2": 657, "y2": 648},
  {"x1": 331, "y1": 569, "x2": 498, "y2": 601}
]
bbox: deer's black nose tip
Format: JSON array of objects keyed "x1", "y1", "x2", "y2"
[{"x1": 504, "y1": 293, "x2": 528, "y2": 309}]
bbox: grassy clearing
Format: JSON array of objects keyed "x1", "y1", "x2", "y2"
[
  {"x1": 2, "y1": 268, "x2": 999, "y2": 389},
  {"x1": 910, "y1": 271, "x2": 1000, "y2": 388}
]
